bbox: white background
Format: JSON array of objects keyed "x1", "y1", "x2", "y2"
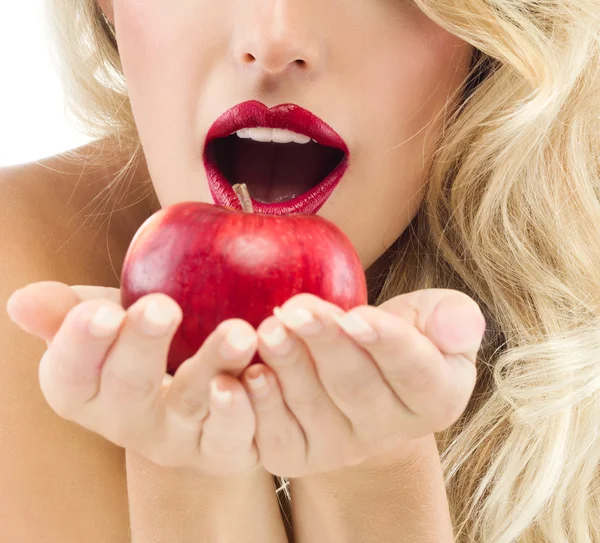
[{"x1": 0, "y1": 1, "x2": 91, "y2": 167}]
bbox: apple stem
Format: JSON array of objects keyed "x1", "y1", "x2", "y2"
[{"x1": 232, "y1": 183, "x2": 254, "y2": 213}]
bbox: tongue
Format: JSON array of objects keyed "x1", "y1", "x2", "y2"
[{"x1": 230, "y1": 139, "x2": 338, "y2": 203}]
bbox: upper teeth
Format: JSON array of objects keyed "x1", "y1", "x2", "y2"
[{"x1": 235, "y1": 127, "x2": 316, "y2": 144}]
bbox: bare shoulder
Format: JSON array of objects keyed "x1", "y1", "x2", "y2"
[
  {"x1": 0, "y1": 139, "x2": 157, "y2": 286},
  {"x1": 0, "y1": 140, "x2": 156, "y2": 542}
]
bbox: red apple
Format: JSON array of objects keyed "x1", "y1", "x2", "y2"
[{"x1": 120, "y1": 184, "x2": 368, "y2": 375}]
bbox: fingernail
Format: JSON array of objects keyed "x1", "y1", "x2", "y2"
[
  {"x1": 334, "y1": 312, "x2": 378, "y2": 342},
  {"x1": 210, "y1": 379, "x2": 233, "y2": 407},
  {"x1": 259, "y1": 322, "x2": 293, "y2": 355},
  {"x1": 431, "y1": 296, "x2": 486, "y2": 354},
  {"x1": 89, "y1": 305, "x2": 126, "y2": 338},
  {"x1": 274, "y1": 306, "x2": 322, "y2": 335},
  {"x1": 246, "y1": 366, "x2": 269, "y2": 398},
  {"x1": 220, "y1": 325, "x2": 257, "y2": 359},
  {"x1": 140, "y1": 299, "x2": 179, "y2": 336}
]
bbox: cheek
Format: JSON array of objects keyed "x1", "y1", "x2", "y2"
[
  {"x1": 336, "y1": 26, "x2": 472, "y2": 266},
  {"x1": 113, "y1": 2, "x2": 205, "y2": 100},
  {"x1": 112, "y1": 2, "x2": 177, "y2": 125},
  {"x1": 356, "y1": 26, "x2": 472, "y2": 148},
  {"x1": 113, "y1": 1, "x2": 226, "y2": 92},
  {"x1": 111, "y1": 1, "x2": 227, "y2": 204}
]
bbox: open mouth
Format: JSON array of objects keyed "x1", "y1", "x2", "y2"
[{"x1": 205, "y1": 136, "x2": 346, "y2": 205}]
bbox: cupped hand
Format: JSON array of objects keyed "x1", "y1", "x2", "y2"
[
  {"x1": 6, "y1": 281, "x2": 260, "y2": 477},
  {"x1": 239, "y1": 289, "x2": 486, "y2": 478}
]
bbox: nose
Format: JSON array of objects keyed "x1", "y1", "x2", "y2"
[{"x1": 232, "y1": 0, "x2": 323, "y2": 77}]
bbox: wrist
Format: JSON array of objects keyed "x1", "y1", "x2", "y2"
[
  {"x1": 295, "y1": 435, "x2": 436, "y2": 493},
  {"x1": 289, "y1": 435, "x2": 454, "y2": 543},
  {"x1": 126, "y1": 451, "x2": 289, "y2": 543},
  {"x1": 126, "y1": 449, "x2": 266, "y2": 496}
]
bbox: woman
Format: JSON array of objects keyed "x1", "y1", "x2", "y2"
[{"x1": 2, "y1": 0, "x2": 599, "y2": 541}]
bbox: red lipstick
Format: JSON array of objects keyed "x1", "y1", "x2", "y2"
[{"x1": 203, "y1": 100, "x2": 349, "y2": 215}]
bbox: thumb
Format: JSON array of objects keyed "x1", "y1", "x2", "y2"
[
  {"x1": 380, "y1": 288, "x2": 486, "y2": 364},
  {"x1": 6, "y1": 281, "x2": 121, "y2": 344}
]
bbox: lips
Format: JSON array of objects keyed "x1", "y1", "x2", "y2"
[{"x1": 203, "y1": 100, "x2": 349, "y2": 215}]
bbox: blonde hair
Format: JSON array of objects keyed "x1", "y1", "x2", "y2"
[{"x1": 45, "y1": 0, "x2": 600, "y2": 541}]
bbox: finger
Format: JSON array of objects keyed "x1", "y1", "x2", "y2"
[
  {"x1": 96, "y1": 293, "x2": 182, "y2": 429},
  {"x1": 256, "y1": 313, "x2": 351, "y2": 440},
  {"x1": 165, "y1": 319, "x2": 257, "y2": 424},
  {"x1": 6, "y1": 281, "x2": 120, "y2": 344},
  {"x1": 153, "y1": 322, "x2": 257, "y2": 471},
  {"x1": 379, "y1": 289, "x2": 486, "y2": 363},
  {"x1": 6, "y1": 281, "x2": 83, "y2": 341},
  {"x1": 38, "y1": 299, "x2": 126, "y2": 419},
  {"x1": 336, "y1": 305, "x2": 477, "y2": 434},
  {"x1": 241, "y1": 363, "x2": 307, "y2": 477},
  {"x1": 273, "y1": 297, "x2": 396, "y2": 424},
  {"x1": 198, "y1": 373, "x2": 258, "y2": 476}
]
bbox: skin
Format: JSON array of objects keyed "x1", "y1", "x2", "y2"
[
  {"x1": 5, "y1": 1, "x2": 483, "y2": 540},
  {"x1": 99, "y1": 0, "x2": 474, "y2": 269},
  {"x1": 93, "y1": 0, "x2": 480, "y2": 484}
]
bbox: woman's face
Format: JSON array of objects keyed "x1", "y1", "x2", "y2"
[{"x1": 102, "y1": 0, "x2": 473, "y2": 270}]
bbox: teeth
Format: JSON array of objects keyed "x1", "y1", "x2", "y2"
[
  {"x1": 235, "y1": 127, "x2": 316, "y2": 144},
  {"x1": 236, "y1": 128, "x2": 252, "y2": 139}
]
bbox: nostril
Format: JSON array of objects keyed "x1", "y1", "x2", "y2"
[{"x1": 239, "y1": 51, "x2": 308, "y2": 72}]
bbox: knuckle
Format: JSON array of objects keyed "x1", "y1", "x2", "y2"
[
  {"x1": 264, "y1": 344, "x2": 302, "y2": 369},
  {"x1": 331, "y1": 373, "x2": 382, "y2": 404},
  {"x1": 389, "y1": 359, "x2": 435, "y2": 396},
  {"x1": 174, "y1": 391, "x2": 209, "y2": 420},
  {"x1": 259, "y1": 428, "x2": 294, "y2": 455},
  {"x1": 50, "y1": 355, "x2": 102, "y2": 391},
  {"x1": 102, "y1": 368, "x2": 158, "y2": 402},
  {"x1": 287, "y1": 388, "x2": 328, "y2": 415},
  {"x1": 318, "y1": 321, "x2": 347, "y2": 342}
]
